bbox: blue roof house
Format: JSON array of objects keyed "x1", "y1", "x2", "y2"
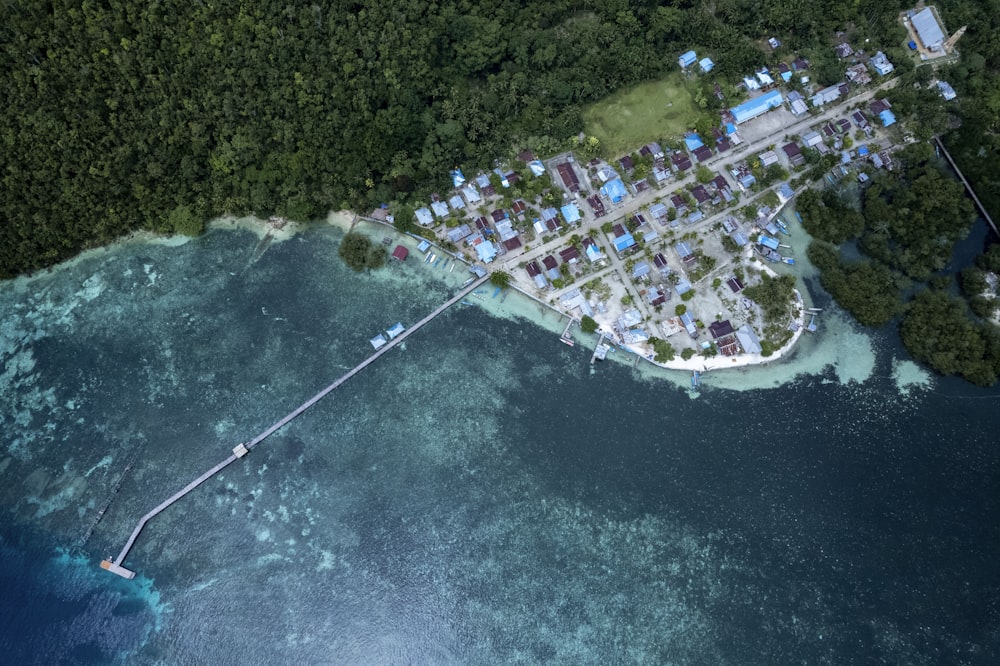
[
  {"x1": 560, "y1": 203, "x2": 581, "y2": 225},
  {"x1": 684, "y1": 133, "x2": 705, "y2": 151},
  {"x1": 857, "y1": 145, "x2": 870, "y2": 157},
  {"x1": 585, "y1": 244, "x2": 605, "y2": 263},
  {"x1": 613, "y1": 233, "x2": 636, "y2": 253},
  {"x1": 450, "y1": 169, "x2": 466, "y2": 188},
  {"x1": 730, "y1": 90, "x2": 784, "y2": 124},
  {"x1": 699, "y1": 57, "x2": 714, "y2": 73},
  {"x1": 600, "y1": 178, "x2": 628, "y2": 204},
  {"x1": 879, "y1": 110, "x2": 897, "y2": 127},
  {"x1": 678, "y1": 50, "x2": 697, "y2": 68}
]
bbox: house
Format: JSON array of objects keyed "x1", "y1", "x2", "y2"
[
  {"x1": 472, "y1": 236, "x2": 497, "y2": 263},
  {"x1": 391, "y1": 245, "x2": 408, "y2": 261},
  {"x1": 417, "y1": 239, "x2": 431, "y2": 254},
  {"x1": 613, "y1": 231, "x2": 636, "y2": 254},
  {"x1": 595, "y1": 164, "x2": 618, "y2": 183},
  {"x1": 633, "y1": 179, "x2": 650, "y2": 194},
  {"x1": 846, "y1": 63, "x2": 872, "y2": 86},
  {"x1": 870, "y1": 51, "x2": 894, "y2": 75},
  {"x1": 768, "y1": 37, "x2": 781, "y2": 49},
  {"x1": 475, "y1": 173, "x2": 494, "y2": 197},
  {"x1": 556, "y1": 162, "x2": 580, "y2": 192},
  {"x1": 743, "y1": 75, "x2": 761, "y2": 91},
  {"x1": 837, "y1": 118, "x2": 852, "y2": 133},
  {"x1": 879, "y1": 110, "x2": 897, "y2": 127},
  {"x1": 542, "y1": 255, "x2": 560, "y2": 281},
  {"x1": 462, "y1": 184, "x2": 481, "y2": 205},
  {"x1": 670, "y1": 194, "x2": 688, "y2": 215},
  {"x1": 642, "y1": 142, "x2": 665, "y2": 160},
  {"x1": 495, "y1": 219, "x2": 517, "y2": 243},
  {"x1": 679, "y1": 312, "x2": 699, "y2": 338},
  {"x1": 653, "y1": 165, "x2": 672, "y2": 183},
  {"x1": 787, "y1": 90, "x2": 808, "y2": 115},
  {"x1": 642, "y1": 228, "x2": 659, "y2": 244},
  {"x1": 447, "y1": 224, "x2": 472, "y2": 243},
  {"x1": 729, "y1": 90, "x2": 784, "y2": 124},
  {"x1": 731, "y1": 231, "x2": 749, "y2": 246},
  {"x1": 811, "y1": 84, "x2": 844, "y2": 107},
  {"x1": 684, "y1": 133, "x2": 705, "y2": 151},
  {"x1": 872, "y1": 153, "x2": 884, "y2": 169},
  {"x1": 937, "y1": 80, "x2": 957, "y2": 101},
  {"x1": 717, "y1": 138, "x2": 733, "y2": 153},
  {"x1": 653, "y1": 252, "x2": 670, "y2": 276},
  {"x1": 612, "y1": 223, "x2": 626, "y2": 237},
  {"x1": 736, "y1": 323, "x2": 762, "y2": 354},
  {"x1": 450, "y1": 169, "x2": 466, "y2": 188},
  {"x1": 759, "y1": 150, "x2": 779, "y2": 168},
  {"x1": 527, "y1": 160, "x2": 547, "y2": 177},
  {"x1": 586, "y1": 194, "x2": 606, "y2": 217},
  {"x1": 691, "y1": 185, "x2": 711, "y2": 205},
  {"x1": 647, "y1": 286, "x2": 667, "y2": 307},
  {"x1": 727, "y1": 276, "x2": 745, "y2": 292},
  {"x1": 802, "y1": 131, "x2": 823, "y2": 149},
  {"x1": 560, "y1": 203, "x2": 581, "y2": 225},
  {"x1": 852, "y1": 110, "x2": 869, "y2": 128},
  {"x1": 782, "y1": 142, "x2": 804, "y2": 166},
  {"x1": 619, "y1": 155, "x2": 634, "y2": 173},
  {"x1": 415, "y1": 207, "x2": 434, "y2": 227},
  {"x1": 560, "y1": 288, "x2": 586, "y2": 311},
  {"x1": 792, "y1": 57, "x2": 809, "y2": 71},
  {"x1": 678, "y1": 50, "x2": 698, "y2": 68},
  {"x1": 709, "y1": 320, "x2": 740, "y2": 356},
  {"x1": 431, "y1": 200, "x2": 449, "y2": 218},
  {"x1": 687, "y1": 210, "x2": 704, "y2": 224},
  {"x1": 756, "y1": 68, "x2": 774, "y2": 87},
  {"x1": 778, "y1": 62, "x2": 792, "y2": 81},
  {"x1": 671, "y1": 151, "x2": 692, "y2": 172},
  {"x1": 448, "y1": 194, "x2": 465, "y2": 211},
  {"x1": 693, "y1": 145, "x2": 713, "y2": 163},
  {"x1": 559, "y1": 245, "x2": 580, "y2": 264},
  {"x1": 632, "y1": 261, "x2": 651, "y2": 280},
  {"x1": 525, "y1": 261, "x2": 548, "y2": 290},
  {"x1": 835, "y1": 42, "x2": 854, "y2": 59},
  {"x1": 870, "y1": 98, "x2": 892, "y2": 115},
  {"x1": 490, "y1": 209, "x2": 506, "y2": 224},
  {"x1": 511, "y1": 199, "x2": 527, "y2": 216},
  {"x1": 822, "y1": 122, "x2": 836, "y2": 137},
  {"x1": 777, "y1": 182, "x2": 795, "y2": 201},
  {"x1": 675, "y1": 241, "x2": 697, "y2": 265},
  {"x1": 503, "y1": 237, "x2": 522, "y2": 251},
  {"x1": 517, "y1": 150, "x2": 534, "y2": 163},
  {"x1": 649, "y1": 202, "x2": 668, "y2": 224},
  {"x1": 911, "y1": 7, "x2": 946, "y2": 52},
  {"x1": 582, "y1": 238, "x2": 605, "y2": 263},
  {"x1": 699, "y1": 57, "x2": 715, "y2": 73},
  {"x1": 600, "y1": 178, "x2": 628, "y2": 204}
]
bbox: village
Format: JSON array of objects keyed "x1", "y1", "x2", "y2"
[{"x1": 377, "y1": 5, "x2": 964, "y2": 372}]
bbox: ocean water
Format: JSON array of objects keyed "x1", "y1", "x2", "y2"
[{"x1": 1, "y1": 224, "x2": 998, "y2": 664}]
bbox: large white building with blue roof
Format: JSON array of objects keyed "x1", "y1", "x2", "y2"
[{"x1": 730, "y1": 91, "x2": 784, "y2": 124}]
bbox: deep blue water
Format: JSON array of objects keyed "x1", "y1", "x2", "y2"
[{"x1": 1, "y1": 225, "x2": 998, "y2": 664}]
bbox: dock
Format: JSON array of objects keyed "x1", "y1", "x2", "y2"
[
  {"x1": 590, "y1": 333, "x2": 610, "y2": 364},
  {"x1": 560, "y1": 316, "x2": 577, "y2": 346},
  {"x1": 101, "y1": 273, "x2": 490, "y2": 579}
]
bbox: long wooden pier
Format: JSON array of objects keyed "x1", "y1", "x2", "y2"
[
  {"x1": 935, "y1": 137, "x2": 998, "y2": 237},
  {"x1": 101, "y1": 273, "x2": 490, "y2": 579}
]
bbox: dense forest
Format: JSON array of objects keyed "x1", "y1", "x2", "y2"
[
  {"x1": 802, "y1": 143, "x2": 1000, "y2": 385},
  {"x1": 2, "y1": 0, "x2": 999, "y2": 278}
]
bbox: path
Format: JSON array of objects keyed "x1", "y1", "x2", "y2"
[{"x1": 101, "y1": 273, "x2": 490, "y2": 579}]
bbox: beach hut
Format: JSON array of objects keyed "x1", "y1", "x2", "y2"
[{"x1": 391, "y1": 245, "x2": 409, "y2": 261}]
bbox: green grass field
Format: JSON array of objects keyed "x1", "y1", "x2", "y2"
[{"x1": 583, "y1": 74, "x2": 700, "y2": 159}]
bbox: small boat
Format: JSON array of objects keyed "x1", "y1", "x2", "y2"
[
  {"x1": 462, "y1": 277, "x2": 475, "y2": 287},
  {"x1": 450, "y1": 262, "x2": 456, "y2": 273},
  {"x1": 424, "y1": 252, "x2": 434, "y2": 264},
  {"x1": 691, "y1": 371, "x2": 701, "y2": 391},
  {"x1": 560, "y1": 337, "x2": 575, "y2": 347},
  {"x1": 782, "y1": 257, "x2": 796, "y2": 265},
  {"x1": 776, "y1": 219, "x2": 791, "y2": 235},
  {"x1": 491, "y1": 286, "x2": 502, "y2": 298},
  {"x1": 433, "y1": 256, "x2": 442, "y2": 267},
  {"x1": 795, "y1": 211, "x2": 803, "y2": 223},
  {"x1": 442, "y1": 259, "x2": 450, "y2": 270}
]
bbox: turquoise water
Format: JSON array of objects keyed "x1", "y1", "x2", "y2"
[{"x1": 1, "y1": 225, "x2": 998, "y2": 663}]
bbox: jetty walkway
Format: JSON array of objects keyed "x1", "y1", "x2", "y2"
[{"x1": 101, "y1": 273, "x2": 490, "y2": 579}]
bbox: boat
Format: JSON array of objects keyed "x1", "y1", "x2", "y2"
[
  {"x1": 462, "y1": 277, "x2": 475, "y2": 287},
  {"x1": 691, "y1": 371, "x2": 701, "y2": 390},
  {"x1": 449, "y1": 262, "x2": 456, "y2": 273},
  {"x1": 782, "y1": 257, "x2": 796, "y2": 265},
  {"x1": 776, "y1": 219, "x2": 791, "y2": 235},
  {"x1": 491, "y1": 286, "x2": 502, "y2": 298},
  {"x1": 442, "y1": 259, "x2": 450, "y2": 270},
  {"x1": 424, "y1": 252, "x2": 434, "y2": 264},
  {"x1": 560, "y1": 337, "x2": 575, "y2": 347},
  {"x1": 433, "y1": 255, "x2": 442, "y2": 267},
  {"x1": 795, "y1": 211, "x2": 803, "y2": 223}
]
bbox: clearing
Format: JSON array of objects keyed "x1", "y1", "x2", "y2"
[{"x1": 583, "y1": 73, "x2": 700, "y2": 159}]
